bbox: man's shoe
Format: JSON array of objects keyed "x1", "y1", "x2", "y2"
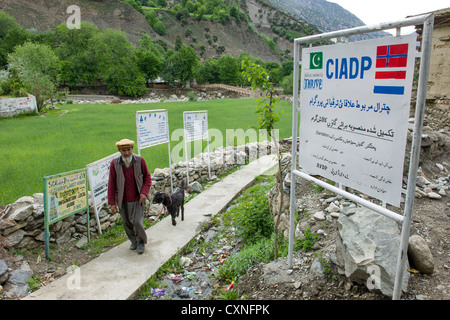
[
  {"x1": 137, "y1": 242, "x2": 145, "y2": 254},
  {"x1": 130, "y1": 241, "x2": 137, "y2": 250}
]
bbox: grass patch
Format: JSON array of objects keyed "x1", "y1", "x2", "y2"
[{"x1": 0, "y1": 98, "x2": 292, "y2": 205}]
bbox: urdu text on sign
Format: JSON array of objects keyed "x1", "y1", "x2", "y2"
[{"x1": 298, "y1": 34, "x2": 417, "y2": 206}]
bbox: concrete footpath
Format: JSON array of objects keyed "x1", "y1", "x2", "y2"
[{"x1": 23, "y1": 155, "x2": 278, "y2": 300}]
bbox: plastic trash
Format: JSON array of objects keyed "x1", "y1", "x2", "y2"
[
  {"x1": 152, "y1": 288, "x2": 165, "y2": 296},
  {"x1": 225, "y1": 281, "x2": 235, "y2": 290}
]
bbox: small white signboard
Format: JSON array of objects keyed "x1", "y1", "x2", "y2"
[
  {"x1": 183, "y1": 111, "x2": 208, "y2": 142},
  {"x1": 298, "y1": 34, "x2": 417, "y2": 206},
  {"x1": 183, "y1": 110, "x2": 211, "y2": 184},
  {"x1": 136, "y1": 109, "x2": 169, "y2": 150}
]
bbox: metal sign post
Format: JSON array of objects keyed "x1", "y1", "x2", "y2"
[
  {"x1": 288, "y1": 14, "x2": 434, "y2": 300},
  {"x1": 136, "y1": 109, "x2": 173, "y2": 192}
]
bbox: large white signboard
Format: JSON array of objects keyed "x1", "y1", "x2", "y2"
[
  {"x1": 183, "y1": 111, "x2": 208, "y2": 142},
  {"x1": 298, "y1": 34, "x2": 417, "y2": 206},
  {"x1": 86, "y1": 152, "x2": 120, "y2": 233},
  {"x1": 87, "y1": 152, "x2": 120, "y2": 208},
  {"x1": 136, "y1": 109, "x2": 169, "y2": 150}
]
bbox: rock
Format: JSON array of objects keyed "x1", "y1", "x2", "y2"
[
  {"x1": 325, "y1": 202, "x2": 340, "y2": 213},
  {"x1": 5, "y1": 229, "x2": 27, "y2": 248},
  {"x1": 313, "y1": 211, "x2": 326, "y2": 221},
  {"x1": 416, "y1": 176, "x2": 431, "y2": 187},
  {"x1": 7, "y1": 204, "x2": 33, "y2": 222},
  {"x1": 408, "y1": 235, "x2": 434, "y2": 274},
  {"x1": 310, "y1": 258, "x2": 324, "y2": 278},
  {"x1": 335, "y1": 207, "x2": 409, "y2": 296},
  {"x1": 330, "y1": 212, "x2": 340, "y2": 219},
  {"x1": 75, "y1": 235, "x2": 88, "y2": 249},
  {"x1": 427, "y1": 192, "x2": 442, "y2": 199},
  {"x1": 0, "y1": 218, "x2": 17, "y2": 232},
  {"x1": 0, "y1": 259, "x2": 8, "y2": 284},
  {"x1": 189, "y1": 181, "x2": 202, "y2": 193},
  {"x1": 4, "y1": 261, "x2": 33, "y2": 298}
]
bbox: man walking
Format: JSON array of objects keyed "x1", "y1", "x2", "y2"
[{"x1": 108, "y1": 139, "x2": 152, "y2": 254}]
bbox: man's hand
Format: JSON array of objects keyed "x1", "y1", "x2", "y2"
[
  {"x1": 110, "y1": 204, "x2": 118, "y2": 214},
  {"x1": 139, "y1": 194, "x2": 147, "y2": 207}
]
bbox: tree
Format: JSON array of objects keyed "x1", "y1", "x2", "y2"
[
  {"x1": 217, "y1": 55, "x2": 240, "y2": 85},
  {"x1": 7, "y1": 42, "x2": 60, "y2": 110},
  {"x1": 54, "y1": 22, "x2": 100, "y2": 88},
  {"x1": 0, "y1": 26, "x2": 31, "y2": 68},
  {"x1": 89, "y1": 29, "x2": 146, "y2": 96},
  {"x1": 0, "y1": 11, "x2": 17, "y2": 38},
  {"x1": 136, "y1": 33, "x2": 164, "y2": 82},
  {"x1": 241, "y1": 58, "x2": 284, "y2": 259},
  {"x1": 162, "y1": 45, "x2": 199, "y2": 86}
]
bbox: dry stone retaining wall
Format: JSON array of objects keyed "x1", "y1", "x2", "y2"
[{"x1": 0, "y1": 141, "x2": 275, "y2": 251}]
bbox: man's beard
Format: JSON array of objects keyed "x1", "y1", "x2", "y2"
[{"x1": 122, "y1": 155, "x2": 132, "y2": 168}]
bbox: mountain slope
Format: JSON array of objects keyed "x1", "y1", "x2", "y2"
[
  {"x1": 267, "y1": 0, "x2": 390, "y2": 39},
  {"x1": 0, "y1": 0, "x2": 155, "y2": 45}
]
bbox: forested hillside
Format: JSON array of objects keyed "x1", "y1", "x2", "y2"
[{"x1": 0, "y1": 0, "x2": 379, "y2": 106}]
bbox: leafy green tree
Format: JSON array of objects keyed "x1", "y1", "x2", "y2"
[
  {"x1": 195, "y1": 58, "x2": 219, "y2": 84},
  {"x1": 136, "y1": 34, "x2": 163, "y2": 82},
  {"x1": 0, "y1": 26, "x2": 32, "y2": 68},
  {"x1": 54, "y1": 22, "x2": 100, "y2": 88},
  {"x1": 89, "y1": 29, "x2": 146, "y2": 96},
  {"x1": 0, "y1": 11, "x2": 17, "y2": 38},
  {"x1": 162, "y1": 45, "x2": 199, "y2": 85},
  {"x1": 217, "y1": 55, "x2": 240, "y2": 85},
  {"x1": 7, "y1": 42, "x2": 60, "y2": 110}
]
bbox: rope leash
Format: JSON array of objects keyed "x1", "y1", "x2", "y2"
[{"x1": 145, "y1": 195, "x2": 172, "y2": 224}]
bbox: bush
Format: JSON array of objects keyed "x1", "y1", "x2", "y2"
[
  {"x1": 187, "y1": 91, "x2": 197, "y2": 101},
  {"x1": 227, "y1": 180, "x2": 274, "y2": 245},
  {"x1": 152, "y1": 20, "x2": 166, "y2": 36}
]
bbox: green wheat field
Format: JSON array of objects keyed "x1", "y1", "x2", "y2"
[{"x1": 0, "y1": 98, "x2": 293, "y2": 205}]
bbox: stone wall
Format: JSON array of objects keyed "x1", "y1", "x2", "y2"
[
  {"x1": 0, "y1": 95, "x2": 37, "y2": 118},
  {"x1": 0, "y1": 141, "x2": 275, "y2": 251}
]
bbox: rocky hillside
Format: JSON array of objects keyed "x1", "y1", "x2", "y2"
[
  {"x1": 267, "y1": 0, "x2": 390, "y2": 40},
  {"x1": 0, "y1": 0, "x2": 387, "y2": 64}
]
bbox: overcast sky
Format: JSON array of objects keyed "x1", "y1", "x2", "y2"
[{"x1": 330, "y1": 0, "x2": 449, "y2": 34}]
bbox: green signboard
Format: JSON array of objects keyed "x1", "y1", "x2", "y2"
[{"x1": 43, "y1": 168, "x2": 90, "y2": 259}]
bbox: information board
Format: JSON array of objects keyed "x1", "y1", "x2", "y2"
[
  {"x1": 183, "y1": 111, "x2": 208, "y2": 142},
  {"x1": 183, "y1": 110, "x2": 211, "y2": 184},
  {"x1": 136, "y1": 109, "x2": 173, "y2": 192},
  {"x1": 136, "y1": 109, "x2": 169, "y2": 150},
  {"x1": 298, "y1": 34, "x2": 417, "y2": 206},
  {"x1": 87, "y1": 152, "x2": 120, "y2": 233},
  {"x1": 43, "y1": 168, "x2": 89, "y2": 259}
]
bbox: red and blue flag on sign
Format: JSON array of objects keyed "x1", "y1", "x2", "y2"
[{"x1": 373, "y1": 43, "x2": 408, "y2": 95}]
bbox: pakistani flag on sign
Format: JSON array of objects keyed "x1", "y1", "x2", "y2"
[{"x1": 310, "y1": 52, "x2": 323, "y2": 69}]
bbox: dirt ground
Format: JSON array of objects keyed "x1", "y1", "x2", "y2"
[{"x1": 235, "y1": 189, "x2": 449, "y2": 300}]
